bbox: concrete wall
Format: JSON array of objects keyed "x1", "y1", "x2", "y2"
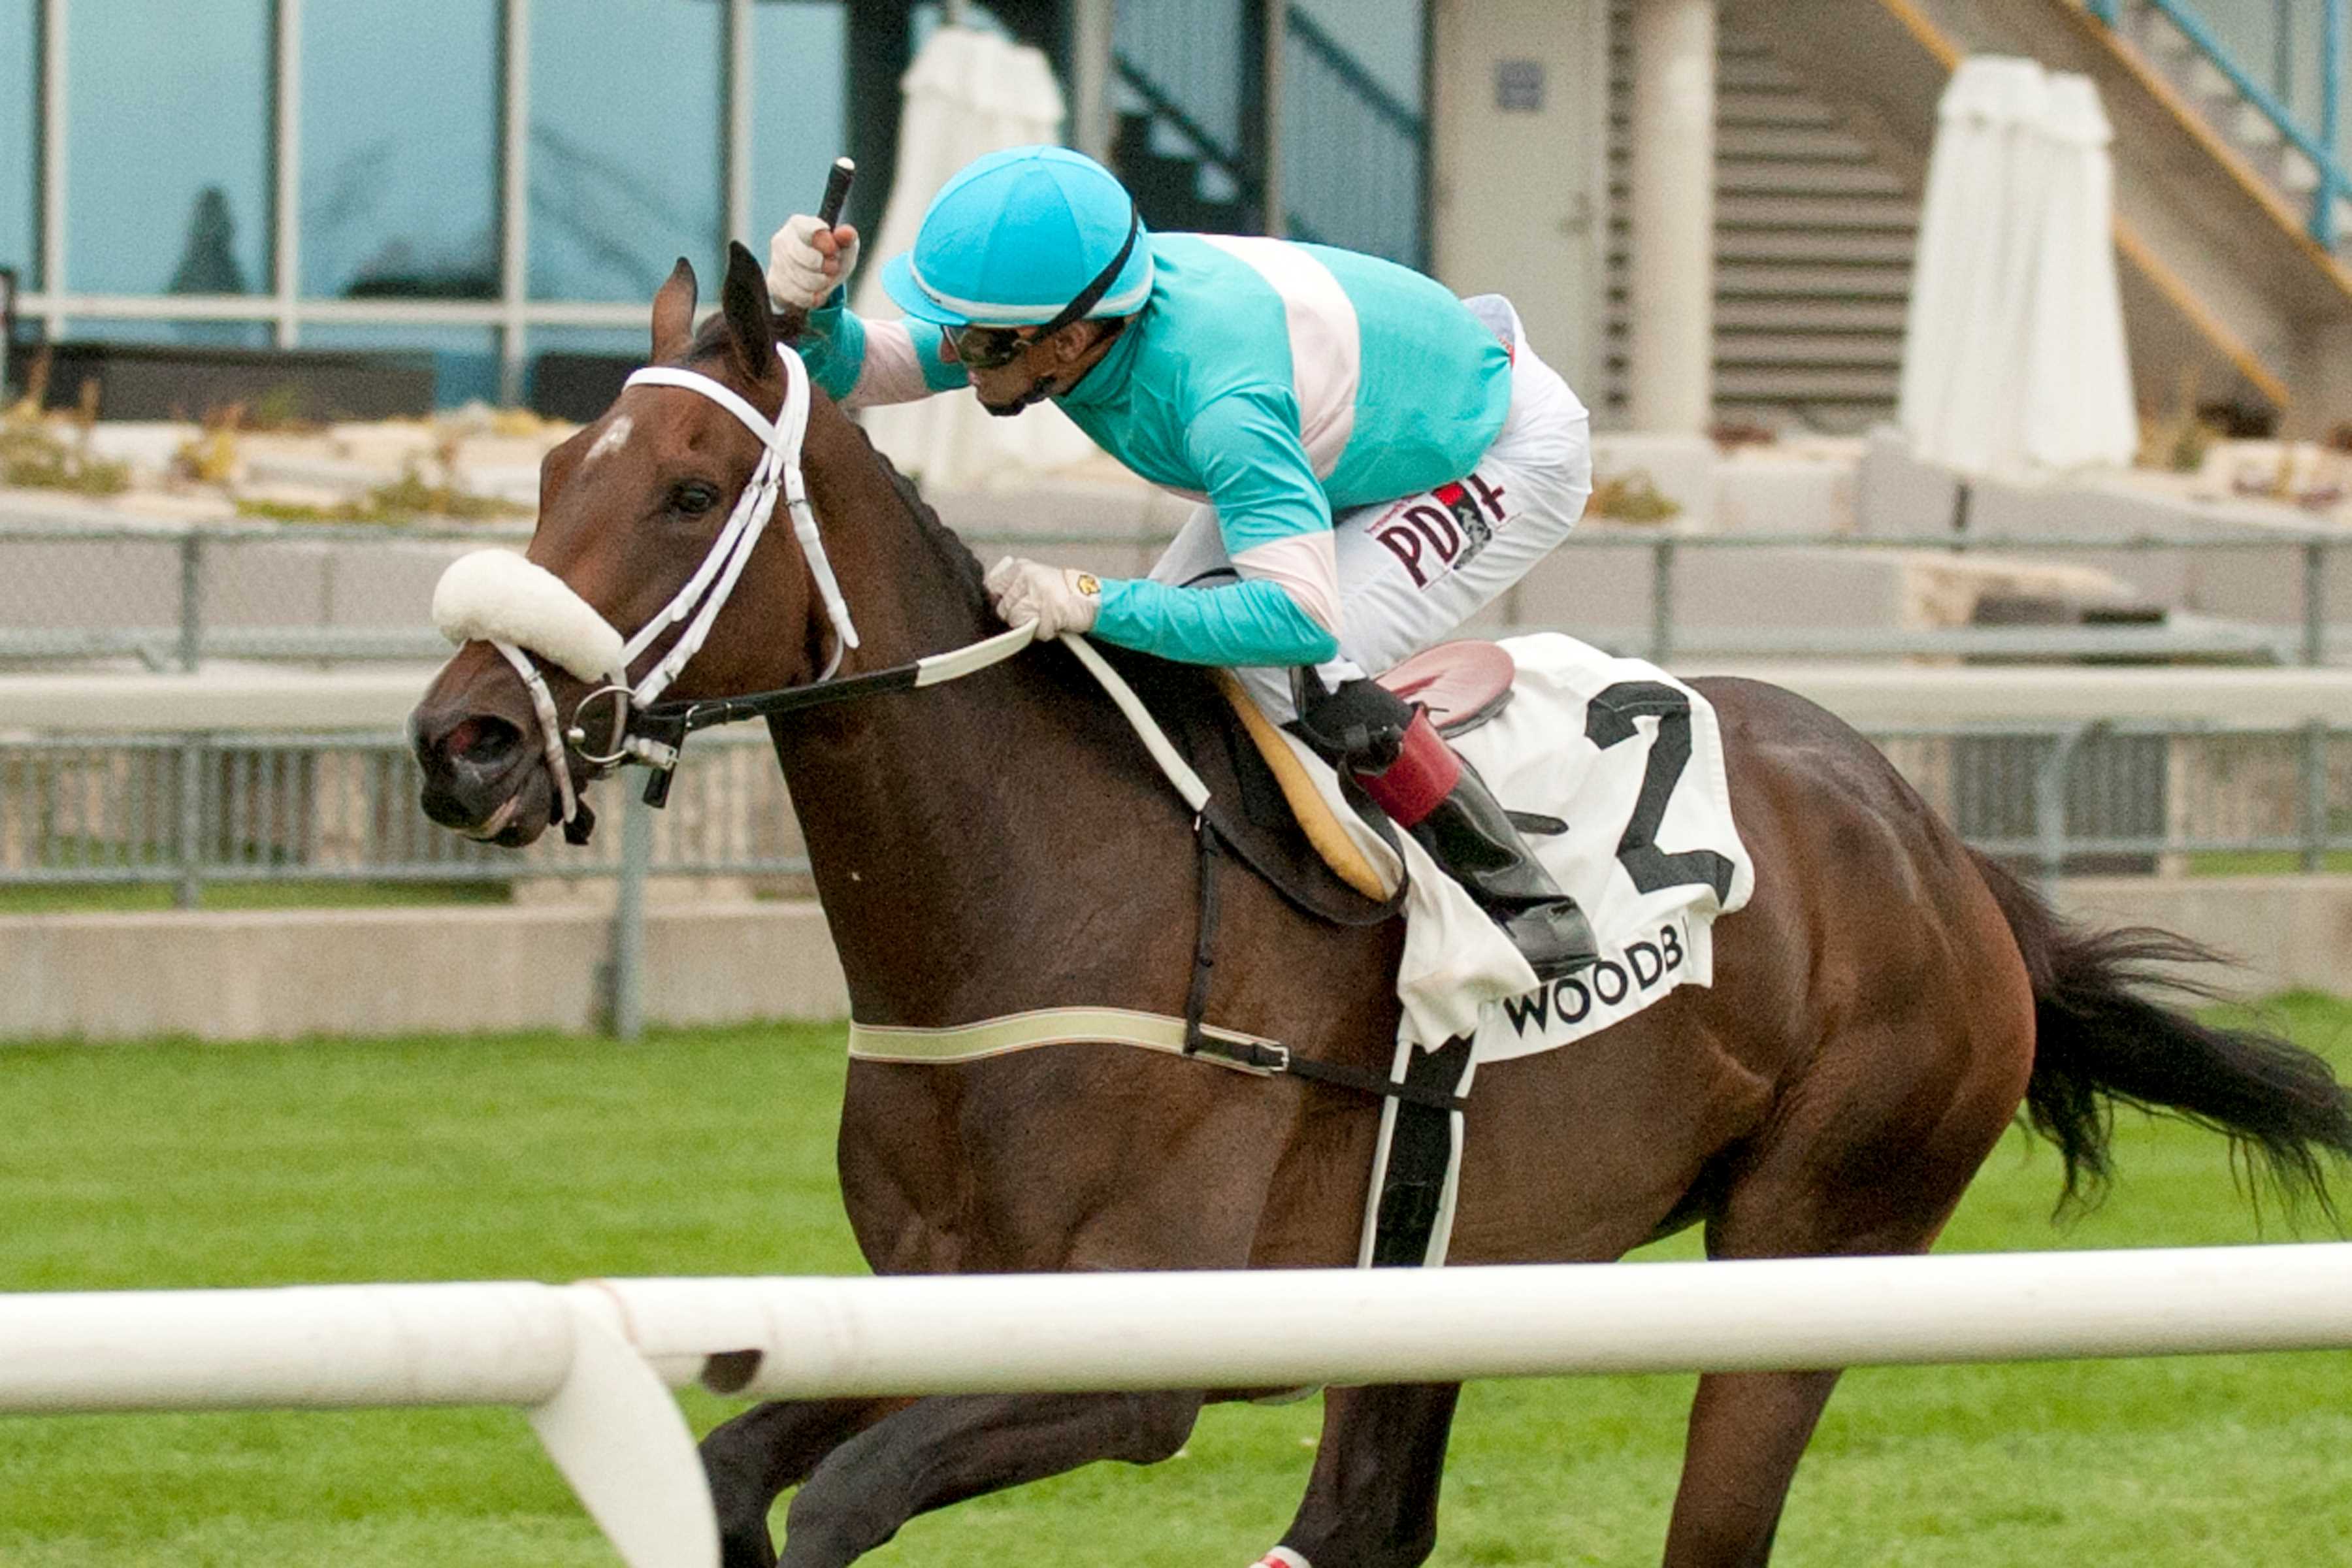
[
  {"x1": 5, "y1": 879, "x2": 2342, "y2": 1045},
  {"x1": 1858, "y1": 430, "x2": 2352, "y2": 631},
  {"x1": 0, "y1": 902, "x2": 848, "y2": 1043},
  {"x1": 2054, "y1": 877, "x2": 2352, "y2": 1000}
]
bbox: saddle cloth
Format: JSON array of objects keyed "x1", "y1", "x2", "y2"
[{"x1": 1253, "y1": 632, "x2": 1756, "y2": 1063}]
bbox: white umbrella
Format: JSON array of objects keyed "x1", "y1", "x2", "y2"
[
  {"x1": 1900, "y1": 57, "x2": 2134, "y2": 486},
  {"x1": 852, "y1": 25, "x2": 1103, "y2": 489},
  {"x1": 2022, "y1": 74, "x2": 2136, "y2": 473}
]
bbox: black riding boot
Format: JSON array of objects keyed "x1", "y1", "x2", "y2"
[
  {"x1": 1296, "y1": 675, "x2": 1599, "y2": 981},
  {"x1": 1407, "y1": 759, "x2": 1599, "y2": 981}
]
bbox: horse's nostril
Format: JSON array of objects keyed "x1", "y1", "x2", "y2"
[{"x1": 446, "y1": 715, "x2": 524, "y2": 768}]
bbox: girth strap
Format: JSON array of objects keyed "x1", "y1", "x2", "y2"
[{"x1": 847, "y1": 1004, "x2": 1467, "y2": 1115}]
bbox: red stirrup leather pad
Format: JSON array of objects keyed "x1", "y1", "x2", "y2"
[
  {"x1": 1376, "y1": 640, "x2": 1518, "y2": 738},
  {"x1": 1354, "y1": 710, "x2": 1463, "y2": 828}
]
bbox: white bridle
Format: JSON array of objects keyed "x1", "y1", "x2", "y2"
[
  {"x1": 429, "y1": 340, "x2": 1196, "y2": 845},
  {"x1": 430, "y1": 345, "x2": 859, "y2": 835}
]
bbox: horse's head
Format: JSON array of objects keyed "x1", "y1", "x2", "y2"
[{"x1": 411, "y1": 243, "x2": 832, "y2": 846}]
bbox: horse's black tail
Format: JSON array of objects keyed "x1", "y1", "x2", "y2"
[{"x1": 1970, "y1": 848, "x2": 2352, "y2": 1217}]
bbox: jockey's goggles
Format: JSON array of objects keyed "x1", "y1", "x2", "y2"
[
  {"x1": 949, "y1": 323, "x2": 1035, "y2": 370},
  {"x1": 945, "y1": 201, "x2": 1143, "y2": 370}
]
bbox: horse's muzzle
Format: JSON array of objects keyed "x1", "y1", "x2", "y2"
[{"x1": 412, "y1": 707, "x2": 554, "y2": 846}]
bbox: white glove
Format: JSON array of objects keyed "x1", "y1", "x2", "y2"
[
  {"x1": 985, "y1": 557, "x2": 1103, "y2": 639},
  {"x1": 766, "y1": 214, "x2": 861, "y2": 311}
]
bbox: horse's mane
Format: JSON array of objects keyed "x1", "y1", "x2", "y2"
[{"x1": 842, "y1": 423, "x2": 994, "y2": 609}]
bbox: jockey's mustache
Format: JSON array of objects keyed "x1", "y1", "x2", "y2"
[{"x1": 979, "y1": 375, "x2": 1058, "y2": 417}]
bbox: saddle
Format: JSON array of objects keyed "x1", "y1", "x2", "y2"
[
  {"x1": 1106, "y1": 639, "x2": 1519, "y2": 926},
  {"x1": 1218, "y1": 642, "x2": 1520, "y2": 901}
]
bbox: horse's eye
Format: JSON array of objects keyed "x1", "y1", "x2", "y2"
[{"x1": 671, "y1": 480, "x2": 723, "y2": 517}]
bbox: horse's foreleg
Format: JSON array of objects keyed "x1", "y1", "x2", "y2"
[
  {"x1": 1258, "y1": 1382, "x2": 1463, "y2": 1568},
  {"x1": 775, "y1": 1389, "x2": 1203, "y2": 1567},
  {"x1": 702, "y1": 1397, "x2": 913, "y2": 1568}
]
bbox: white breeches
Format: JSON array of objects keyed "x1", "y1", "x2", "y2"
[{"x1": 1145, "y1": 297, "x2": 1592, "y2": 723}]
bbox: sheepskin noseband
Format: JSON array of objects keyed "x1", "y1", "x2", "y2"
[{"x1": 432, "y1": 550, "x2": 626, "y2": 685}]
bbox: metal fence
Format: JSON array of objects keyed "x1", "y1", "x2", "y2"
[
  {"x1": 4, "y1": 718, "x2": 2344, "y2": 897},
  {"x1": 2, "y1": 514, "x2": 2345, "y2": 669},
  {"x1": 4, "y1": 717, "x2": 2341, "y2": 1037},
  {"x1": 0, "y1": 728, "x2": 808, "y2": 904}
]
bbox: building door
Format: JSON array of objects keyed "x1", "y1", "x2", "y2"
[{"x1": 1429, "y1": 0, "x2": 1609, "y2": 393}]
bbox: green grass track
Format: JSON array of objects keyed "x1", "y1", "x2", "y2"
[{"x1": 3, "y1": 996, "x2": 2350, "y2": 1565}]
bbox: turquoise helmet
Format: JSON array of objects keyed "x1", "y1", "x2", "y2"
[{"x1": 881, "y1": 146, "x2": 1153, "y2": 329}]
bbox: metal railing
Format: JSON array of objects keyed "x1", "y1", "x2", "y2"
[
  {"x1": 2084, "y1": 0, "x2": 2351, "y2": 244},
  {"x1": 1, "y1": 717, "x2": 2344, "y2": 1035},
  {"x1": 7, "y1": 515, "x2": 2339, "y2": 670},
  {"x1": 1614, "y1": 527, "x2": 2343, "y2": 666},
  {"x1": 0, "y1": 728, "x2": 808, "y2": 908},
  {"x1": 1109, "y1": 0, "x2": 1427, "y2": 260}
]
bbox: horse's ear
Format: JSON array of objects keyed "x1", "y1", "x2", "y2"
[
  {"x1": 720, "y1": 240, "x2": 779, "y2": 385},
  {"x1": 651, "y1": 258, "x2": 697, "y2": 363}
]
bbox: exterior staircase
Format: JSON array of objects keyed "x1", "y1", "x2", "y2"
[
  {"x1": 1606, "y1": 4, "x2": 1924, "y2": 433},
  {"x1": 2091, "y1": 1, "x2": 2352, "y2": 250},
  {"x1": 1098, "y1": 0, "x2": 2352, "y2": 431},
  {"x1": 1733, "y1": 0, "x2": 2352, "y2": 428}
]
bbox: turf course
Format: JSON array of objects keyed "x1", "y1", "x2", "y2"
[{"x1": 2, "y1": 996, "x2": 2349, "y2": 1566}]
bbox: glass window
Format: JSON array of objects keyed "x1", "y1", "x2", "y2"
[
  {"x1": 1281, "y1": 0, "x2": 1427, "y2": 265},
  {"x1": 301, "y1": 1, "x2": 500, "y2": 301},
  {"x1": 67, "y1": 0, "x2": 273, "y2": 296},
  {"x1": 1290, "y1": 0, "x2": 1420, "y2": 109},
  {"x1": 0, "y1": 0, "x2": 35, "y2": 287},
  {"x1": 525, "y1": 326, "x2": 645, "y2": 421},
  {"x1": 1113, "y1": 0, "x2": 1253, "y2": 234},
  {"x1": 302, "y1": 323, "x2": 500, "y2": 408},
  {"x1": 529, "y1": 1, "x2": 723, "y2": 301},
  {"x1": 912, "y1": 1, "x2": 1012, "y2": 51},
  {"x1": 751, "y1": 1, "x2": 848, "y2": 248}
]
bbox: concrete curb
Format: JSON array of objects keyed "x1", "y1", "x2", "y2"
[{"x1": 0, "y1": 901, "x2": 848, "y2": 1042}]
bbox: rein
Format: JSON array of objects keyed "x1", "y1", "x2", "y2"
[
  {"x1": 433, "y1": 340, "x2": 1214, "y2": 827},
  {"x1": 610, "y1": 621, "x2": 1043, "y2": 806}
]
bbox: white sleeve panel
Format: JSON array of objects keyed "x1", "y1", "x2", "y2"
[
  {"x1": 844, "y1": 320, "x2": 937, "y2": 409},
  {"x1": 1232, "y1": 531, "x2": 1343, "y2": 636},
  {"x1": 1194, "y1": 235, "x2": 1361, "y2": 478}
]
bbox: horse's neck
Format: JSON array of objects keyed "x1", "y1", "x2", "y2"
[{"x1": 768, "y1": 414, "x2": 1191, "y2": 1026}]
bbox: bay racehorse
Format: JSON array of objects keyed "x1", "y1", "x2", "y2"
[{"x1": 410, "y1": 243, "x2": 2352, "y2": 1568}]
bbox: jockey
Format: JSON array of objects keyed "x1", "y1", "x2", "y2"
[{"x1": 769, "y1": 145, "x2": 1598, "y2": 979}]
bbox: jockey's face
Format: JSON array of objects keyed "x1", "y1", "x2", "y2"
[{"x1": 953, "y1": 319, "x2": 1119, "y2": 416}]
